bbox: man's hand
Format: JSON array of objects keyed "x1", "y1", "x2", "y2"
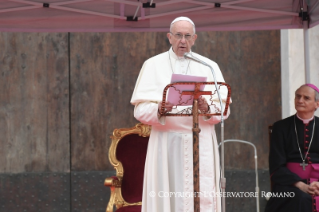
[
  {"x1": 309, "y1": 182, "x2": 319, "y2": 196},
  {"x1": 198, "y1": 96, "x2": 210, "y2": 113},
  {"x1": 294, "y1": 181, "x2": 312, "y2": 194},
  {"x1": 294, "y1": 181, "x2": 319, "y2": 195},
  {"x1": 158, "y1": 101, "x2": 174, "y2": 114}
]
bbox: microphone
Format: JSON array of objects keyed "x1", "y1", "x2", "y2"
[
  {"x1": 184, "y1": 52, "x2": 208, "y2": 66},
  {"x1": 183, "y1": 52, "x2": 226, "y2": 212},
  {"x1": 183, "y1": 52, "x2": 224, "y2": 122}
]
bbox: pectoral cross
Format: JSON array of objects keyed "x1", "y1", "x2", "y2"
[{"x1": 300, "y1": 160, "x2": 308, "y2": 171}]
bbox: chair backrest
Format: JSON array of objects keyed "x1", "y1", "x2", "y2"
[
  {"x1": 268, "y1": 125, "x2": 272, "y2": 147},
  {"x1": 268, "y1": 125, "x2": 273, "y2": 191},
  {"x1": 116, "y1": 133, "x2": 149, "y2": 203},
  {"x1": 108, "y1": 123, "x2": 151, "y2": 204}
]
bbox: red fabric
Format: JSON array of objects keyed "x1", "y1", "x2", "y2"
[
  {"x1": 116, "y1": 205, "x2": 142, "y2": 212},
  {"x1": 315, "y1": 196, "x2": 319, "y2": 211},
  {"x1": 116, "y1": 133, "x2": 149, "y2": 203}
]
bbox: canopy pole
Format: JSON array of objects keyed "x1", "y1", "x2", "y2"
[
  {"x1": 303, "y1": 22, "x2": 310, "y2": 83},
  {"x1": 302, "y1": 1, "x2": 310, "y2": 83}
]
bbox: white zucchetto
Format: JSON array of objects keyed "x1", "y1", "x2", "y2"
[{"x1": 171, "y1": 16, "x2": 195, "y2": 26}]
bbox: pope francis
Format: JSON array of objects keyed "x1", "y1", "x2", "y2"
[{"x1": 130, "y1": 16, "x2": 230, "y2": 212}]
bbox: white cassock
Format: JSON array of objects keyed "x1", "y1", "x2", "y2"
[{"x1": 130, "y1": 47, "x2": 230, "y2": 212}]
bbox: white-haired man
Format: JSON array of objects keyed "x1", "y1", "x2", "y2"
[
  {"x1": 265, "y1": 84, "x2": 319, "y2": 212},
  {"x1": 131, "y1": 17, "x2": 230, "y2": 212}
]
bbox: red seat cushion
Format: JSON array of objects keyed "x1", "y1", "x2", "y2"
[
  {"x1": 116, "y1": 134, "x2": 149, "y2": 203},
  {"x1": 116, "y1": 205, "x2": 142, "y2": 212}
]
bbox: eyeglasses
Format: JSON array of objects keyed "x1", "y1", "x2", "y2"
[{"x1": 170, "y1": 32, "x2": 194, "y2": 40}]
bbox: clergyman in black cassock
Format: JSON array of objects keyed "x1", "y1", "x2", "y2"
[{"x1": 265, "y1": 84, "x2": 319, "y2": 212}]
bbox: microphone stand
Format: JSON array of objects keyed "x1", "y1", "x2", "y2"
[
  {"x1": 184, "y1": 52, "x2": 226, "y2": 212},
  {"x1": 219, "y1": 140, "x2": 260, "y2": 212}
]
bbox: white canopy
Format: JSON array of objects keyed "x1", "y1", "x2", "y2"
[{"x1": 1, "y1": 0, "x2": 318, "y2": 32}]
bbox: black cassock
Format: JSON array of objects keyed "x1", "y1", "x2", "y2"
[{"x1": 265, "y1": 115, "x2": 319, "y2": 212}]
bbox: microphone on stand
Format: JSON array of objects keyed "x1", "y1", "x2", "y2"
[
  {"x1": 184, "y1": 51, "x2": 227, "y2": 212},
  {"x1": 184, "y1": 52, "x2": 209, "y2": 66},
  {"x1": 183, "y1": 52, "x2": 224, "y2": 118}
]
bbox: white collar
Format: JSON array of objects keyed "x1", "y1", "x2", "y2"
[
  {"x1": 296, "y1": 113, "x2": 314, "y2": 124},
  {"x1": 169, "y1": 47, "x2": 192, "y2": 60}
]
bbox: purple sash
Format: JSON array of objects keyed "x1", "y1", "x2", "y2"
[
  {"x1": 287, "y1": 163, "x2": 319, "y2": 179},
  {"x1": 287, "y1": 162, "x2": 319, "y2": 211}
]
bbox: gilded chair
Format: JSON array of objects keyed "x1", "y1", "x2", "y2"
[{"x1": 104, "y1": 123, "x2": 151, "y2": 212}]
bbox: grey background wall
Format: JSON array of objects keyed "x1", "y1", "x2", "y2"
[{"x1": 0, "y1": 30, "x2": 281, "y2": 212}]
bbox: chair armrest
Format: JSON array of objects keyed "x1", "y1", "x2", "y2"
[
  {"x1": 104, "y1": 176, "x2": 124, "y2": 212},
  {"x1": 104, "y1": 176, "x2": 122, "y2": 187}
]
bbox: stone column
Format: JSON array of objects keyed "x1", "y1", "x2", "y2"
[{"x1": 280, "y1": 25, "x2": 319, "y2": 119}]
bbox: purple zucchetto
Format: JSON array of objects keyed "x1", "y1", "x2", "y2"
[{"x1": 305, "y1": 83, "x2": 319, "y2": 93}]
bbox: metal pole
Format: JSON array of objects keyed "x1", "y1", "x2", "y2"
[
  {"x1": 183, "y1": 53, "x2": 226, "y2": 212},
  {"x1": 220, "y1": 140, "x2": 260, "y2": 212},
  {"x1": 220, "y1": 121, "x2": 226, "y2": 212},
  {"x1": 302, "y1": 3, "x2": 310, "y2": 83},
  {"x1": 303, "y1": 22, "x2": 310, "y2": 83}
]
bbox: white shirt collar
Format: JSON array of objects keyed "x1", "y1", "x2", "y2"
[
  {"x1": 296, "y1": 113, "x2": 314, "y2": 124},
  {"x1": 169, "y1": 47, "x2": 192, "y2": 60}
]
